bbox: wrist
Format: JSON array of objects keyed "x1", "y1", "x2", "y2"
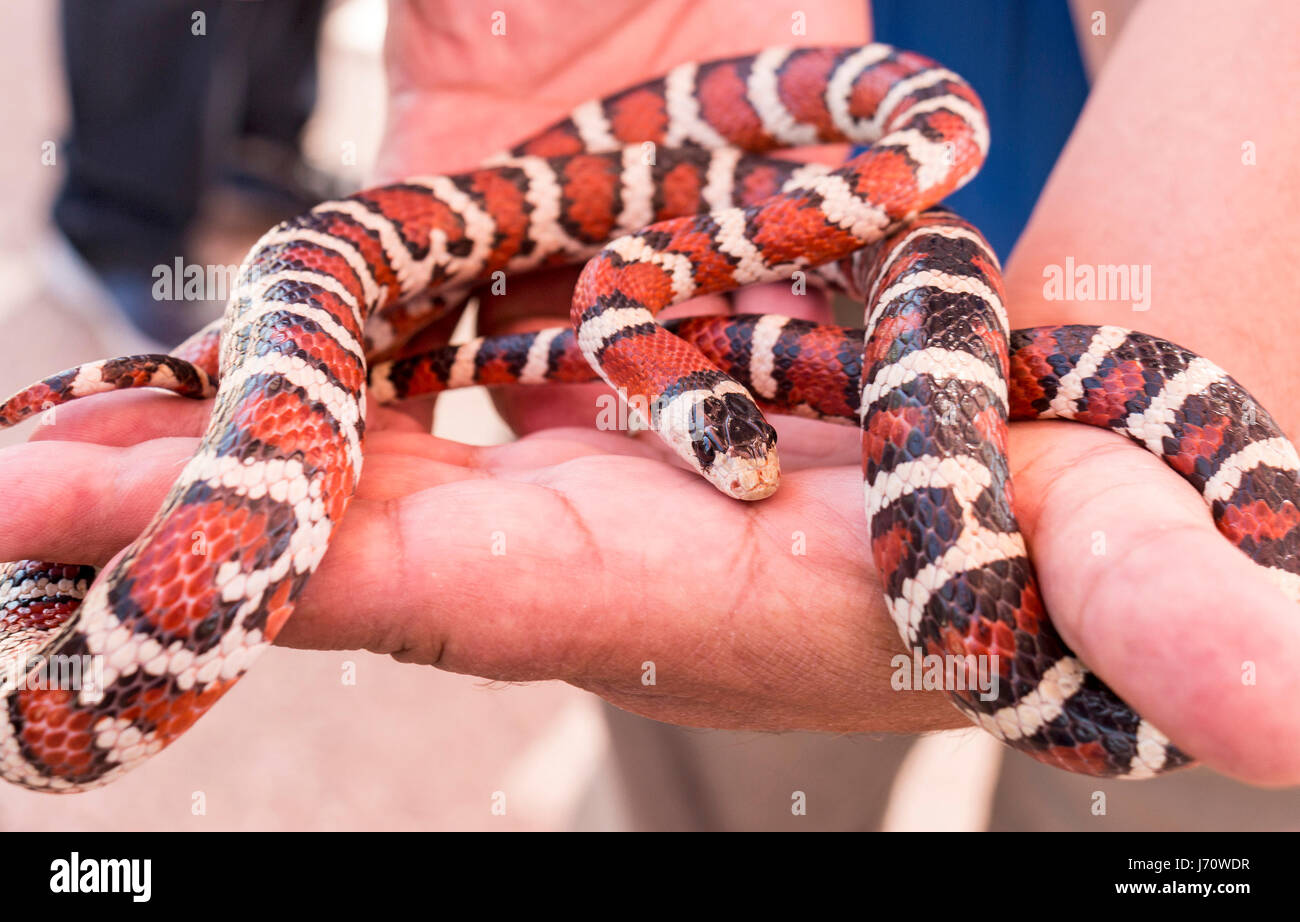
[
  {"x1": 1000, "y1": 0, "x2": 1300, "y2": 439},
  {"x1": 377, "y1": 0, "x2": 868, "y2": 177}
]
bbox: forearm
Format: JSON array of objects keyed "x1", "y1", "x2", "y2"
[
  {"x1": 378, "y1": 0, "x2": 869, "y2": 177},
  {"x1": 1005, "y1": 0, "x2": 1300, "y2": 437}
]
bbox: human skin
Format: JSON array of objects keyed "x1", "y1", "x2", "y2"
[{"x1": 2, "y1": 0, "x2": 1298, "y2": 784}]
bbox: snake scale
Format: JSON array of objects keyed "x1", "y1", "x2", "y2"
[{"x1": 1, "y1": 45, "x2": 1296, "y2": 791}]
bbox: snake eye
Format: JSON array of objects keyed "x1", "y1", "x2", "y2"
[
  {"x1": 722, "y1": 392, "x2": 752, "y2": 417},
  {"x1": 720, "y1": 393, "x2": 775, "y2": 455},
  {"x1": 194, "y1": 612, "x2": 221, "y2": 640},
  {"x1": 725, "y1": 415, "x2": 755, "y2": 444}
]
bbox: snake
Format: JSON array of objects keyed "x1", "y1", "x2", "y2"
[{"x1": 1, "y1": 44, "x2": 1296, "y2": 791}]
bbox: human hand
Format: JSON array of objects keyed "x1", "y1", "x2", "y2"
[
  {"x1": 368, "y1": 0, "x2": 1300, "y2": 784},
  {"x1": 5, "y1": 344, "x2": 1300, "y2": 785}
]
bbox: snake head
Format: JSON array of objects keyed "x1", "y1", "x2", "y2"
[{"x1": 689, "y1": 391, "x2": 780, "y2": 500}]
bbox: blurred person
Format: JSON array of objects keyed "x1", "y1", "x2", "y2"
[
  {"x1": 4, "y1": 0, "x2": 1300, "y2": 831},
  {"x1": 50, "y1": 0, "x2": 328, "y2": 346}
]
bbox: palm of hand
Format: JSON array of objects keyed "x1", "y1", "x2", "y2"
[{"x1": 3, "y1": 265, "x2": 1296, "y2": 784}]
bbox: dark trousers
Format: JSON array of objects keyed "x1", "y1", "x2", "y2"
[{"x1": 53, "y1": 0, "x2": 325, "y2": 269}]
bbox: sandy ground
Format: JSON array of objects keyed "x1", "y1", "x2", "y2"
[{"x1": 0, "y1": 0, "x2": 609, "y2": 832}]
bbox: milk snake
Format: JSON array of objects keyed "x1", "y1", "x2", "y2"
[{"x1": 1, "y1": 44, "x2": 1297, "y2": 791}]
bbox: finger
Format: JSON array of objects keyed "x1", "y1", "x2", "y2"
[
  {"x1": 367, "y1": 391, "x2": 440, "y2": 436},
  {"x1": 489, "y1": 380, "x2": 626, "y2": 442},
  {"x1": 1010, "y1": 421, "x2": 1300, "y2": 786},
  {"x1": 25, "y1": 389, "x2": 212, "y2": 446},
  {"x1": 658, "y1": 291, "x2": 733, "y2": 320},
  {"x1": 0, "y1": 437, "x2": 198, "y2": 564},
  {"x1": 770, "y1": 417, "x2": 859, "y2": 470},
  {"x1": 732, "y1": 280, "x2": 833, "y2": 323}
]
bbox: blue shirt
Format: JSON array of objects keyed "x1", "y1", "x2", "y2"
[{"x1": 865, "y1": 0, "x2": 1089, "y2": 259}]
